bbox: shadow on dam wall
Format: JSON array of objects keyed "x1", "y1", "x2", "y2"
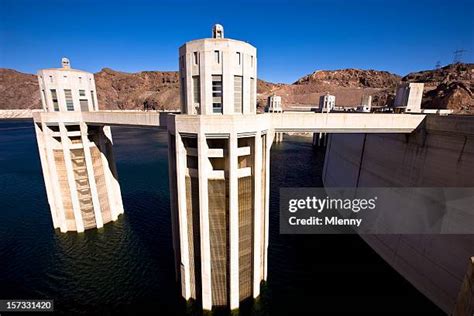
[
  {"x1": 261, "y1": 135, "x2": 444, "y2": 316},
  {"x1": 322, "y1": 114, "x2": 474, "y2": 313}
]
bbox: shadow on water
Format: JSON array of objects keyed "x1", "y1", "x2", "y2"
[
  {"x1": 263, "y1": 136, "x2": 443, "y2": 316},
  {"x1": 0, "y1": 122, "x2": 443, "y2": 315}
]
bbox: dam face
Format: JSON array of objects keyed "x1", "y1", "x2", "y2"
[{"x1": 322, "y1": 115, "x2": 474, "y2": 313}]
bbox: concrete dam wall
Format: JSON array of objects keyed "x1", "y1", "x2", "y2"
[{"x1": 322, "y1": 115, "x2": 474, "y2": 313}]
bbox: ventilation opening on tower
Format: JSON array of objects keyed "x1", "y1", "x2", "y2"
[{"x1": 212, "y1": 24, "x2": 224, "y2": 39}]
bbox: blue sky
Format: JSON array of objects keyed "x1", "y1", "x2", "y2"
[{"x1": 1, "y1": 0, "x2": 473, "y2": 83}]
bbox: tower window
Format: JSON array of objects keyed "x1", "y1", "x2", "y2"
[
  {"x1": 234, "y1": 76, "x2": 243, "y2": 113},
  {"x1": 251, "y1": 56, "x2": 254, "y2": 67},
  {"x1": 79, "y1": 90, "x2": 88, "y2": 111},
  {"x1": 193, "y1": 76, "x2": 200, "y2": 108},
  {"x1": 90, "y1": 91, "x2": 96, "y2": 110},
  {"x1": 193, "y1": 52, "x2": 199, "y2": 65},
  {"x1": 250, "y1": 78, "x2": 255, "y2": 110},
  {"x1": 80, "y1": 99, "x2": 89, "y2": 111},
  {"x1": 214, "y1": 50, "x2": 220, "y2": 63},
  {"x1": 64, "y1": 89, "x2": 74, "y2": 111},
  {"x1": 51, "y1": 89, "x2": 59, "y2": 111},
  {"x1": 236, "y1": 52, "x2": 241, "y2": 65},
  {"x1": 212, "y1": 75, "x2": 223, "y2": 114},
  {"x1": 49, "y1": 76, "x2": 53, "y2": 83},
  {"x1": 41, "y1": 90, "x2": 47, "y2": 110}
]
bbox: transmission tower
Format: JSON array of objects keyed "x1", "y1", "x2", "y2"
[
  {"x1": 453, "y1": 49, "x2": 466, "y2": 64},
  {"x1": 435, "y1": 60, "x2": 441, "y2": 69}
]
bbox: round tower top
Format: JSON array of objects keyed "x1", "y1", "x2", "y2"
[
  {"x1": 61, "y1": 57, "x2": 71, "y2": 69},
  {"x1": 212, "y1": 24, "x2": 224, "y2": 39}
]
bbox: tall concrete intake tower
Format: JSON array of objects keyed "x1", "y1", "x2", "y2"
[
  {"x1": 168, "y1": 24, "x2": 270, "y2": 310},
  {"x1": 34, "y1": 58, "x2": 124, "y2": 232}
]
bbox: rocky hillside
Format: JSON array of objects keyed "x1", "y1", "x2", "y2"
[
  {"x1": 402, "y1": 63, "x2": 474, "y2": 114},
  {"x1": 0, "y1": 69, "x2": 41, "y2": 109},
  {"x1": 94, "y1": 68, "x2": 180, "y2": 110},
  {"x1": 0, "y1": 68, "x2": 278, "y2": 111},
  {"x1": 0, "y1": 68, "x2": 182, "y2": 111},
  {"x1": 1, "y1": 64, "x2": 472, "y2": 114},
  {"x1": 259, "y1": 64, "x2": 474, "y2": 113},
  {"x1": 257, "y1": 68, "x2": 401, "y2": 109},
  {"x1": 294, "y1": 69, "x2": 400, "y2": 88}
]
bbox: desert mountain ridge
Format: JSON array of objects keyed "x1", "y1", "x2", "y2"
[{"x1": 0, "y1": 63, "x2": 472, "y2": 114}]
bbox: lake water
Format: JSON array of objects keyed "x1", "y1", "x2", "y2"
[{"x1": 0, "y1": 120, "x2": 442, "y2": 315}]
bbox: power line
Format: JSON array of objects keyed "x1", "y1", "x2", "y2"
[{"x1": 453, "y1": 49, "x2": 467, "y2": 63}]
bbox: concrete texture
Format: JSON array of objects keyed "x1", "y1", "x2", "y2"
[
  {"x1": 393, "y1": 82, "x2": 424, "y2": 113},
  {"x1": 322, "y1": 114, "x2": 474, "y2": 313},
  {"x1": 319, "y1": 93, "x2": 336, "y2": 112},
  {"x1": 34, "y1": 60, "x2": 124, "y2": 233},
  {"x1": 172, "y1": 26, "x2": 268, "y2": 310},
  {"x1": 0, "y1": 109, "x2": 34, "y2": 119}
]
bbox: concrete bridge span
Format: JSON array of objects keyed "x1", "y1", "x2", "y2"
[{"x1": 33, "y1": 110, "x2": 426, "y2": 133}]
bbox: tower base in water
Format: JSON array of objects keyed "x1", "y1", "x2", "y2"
[
  {"x1": 167, "y1": 114, "x2": 274, "y2": 310},
  {"x1": 34, "y1": 112, "x2": 124, "y2": 233}
]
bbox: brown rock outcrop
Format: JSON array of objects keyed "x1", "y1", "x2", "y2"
[
  {"x1": 1, "y1": 64, "x2": 472, "y2": 114},
  {"x1": 402, "y1": 63, "x2": 474, "y2": 114},
  {"x1": 294, "y1": 68, "x2": 400, "y2": 88},
  {"x1": 0, "y1": 69, "x2": 41, "y2": 109}
]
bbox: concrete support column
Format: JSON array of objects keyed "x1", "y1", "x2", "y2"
[
  {"x1": 34, "y1": 123, "x2": 59, "y2": 229},
  {"x1": 197, "y1": 132, "x2": 212, "y2": 310},
  {"x1": 80, "y1": 122, "x2": 103, "y2": 228},
  {"x1": 273, "y1": 132, "x2": 283, "y2": 143},
  {"x1": 312, "y1": 132, "x2": 327, "y2": 148},
  {"x1": 41, "y1": 122, "x2": 68, "y2": 232},
  {"x1": 103, "y1": 126, "x2": 124, "y2": 216},
  {"x1": 229, "y1": 133, "x2": 240, "y2": 310},
  {"x1": 201, "y1": 52, "x2": 211, "y2": 115},
  {"x1": 264, "y1": 132, "x2": 273, "y2": 280},
  {"x1": 60, "y1": 123, "x2": 85, "y2": 232},
  {"x1": 253, "y1": 131, "x2": 262, "y2": 298},
  {"x1": 175, "y1": 133, "x2": 191, "y2": 300},
  {"x1": 322, "y1": 134, "x2": 332, "y2": 185},
  {"x1": 222, "y1": 51, "x2": 233, "y2": 115},
  {"x1": 99, "y1": 129, "x2": 118, "y2": 221},
  {"x1": 167, "y1": 132, "x2": 180, "y2": 282},
  {"x1": 104, "y1": 126, "x2": 124, "y2": 214}
]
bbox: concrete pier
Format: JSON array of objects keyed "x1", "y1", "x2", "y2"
[
  {"x1": 267, "y1": 95, "x2": 283, "y2": 143},
  {"x1": 312, "y1": 132, "x2": 327, "y2": 148},
  {"x1": 170, "y1": 25, "x2": 268, "y2": 310},
  {"x1": 34, "y1": 59, "x2": 124, "y2": 232}
]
